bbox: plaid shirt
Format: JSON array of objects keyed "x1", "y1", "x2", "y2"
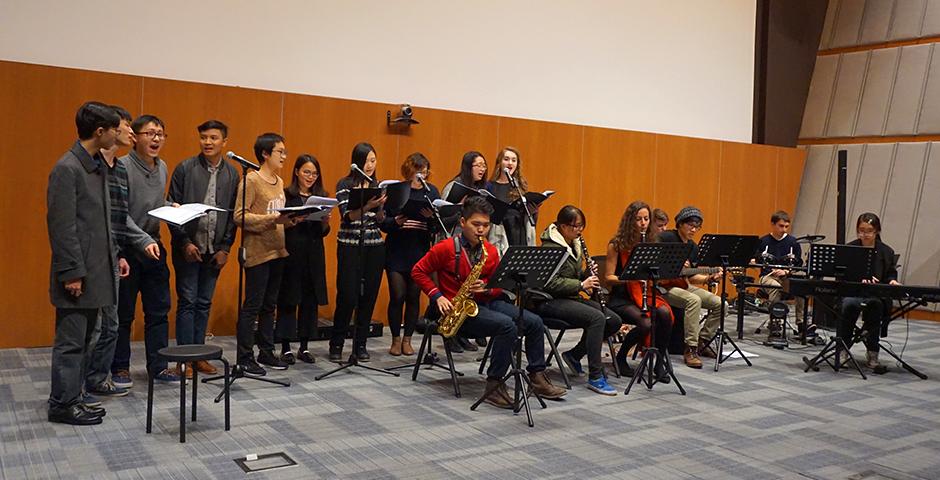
[{"x1": 105, "y1": 159, "x2": 132, "y2": 257}]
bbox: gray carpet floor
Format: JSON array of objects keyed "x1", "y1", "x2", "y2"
[{"x1": 2, "y1": 312, "x2": 939, "y2": 480}]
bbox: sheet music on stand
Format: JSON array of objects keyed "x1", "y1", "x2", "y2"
[
  {"x1": 807, "y1": 243, "x2": 875, "y2": 281},
  {"x1": 486, "y1": 246, "x2": 567, "y2": 291},
  {"x1": 619, "y1": 243, "x2": 692, "y2": 281},
  {"x1": 696, "y1": 234, "x2": 760, "y2": 268}
]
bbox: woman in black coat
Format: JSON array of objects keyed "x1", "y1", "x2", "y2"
[{"x1": 276, "y1": 154, "x2": 331, "y2": 364}]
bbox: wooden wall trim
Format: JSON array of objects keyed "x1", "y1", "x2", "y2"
[{"x1": 818, "y1": 35, "x2": 940, "y2": 56}]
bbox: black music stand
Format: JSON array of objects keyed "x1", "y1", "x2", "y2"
[
  {"x1": 620, "y1": 242, "x2": 690, "y2": 395},
  {"x1": 697, "y1": 234, "x2": 760, "y2": 372},
  {"x1": 801, "y1": 243, "x2": 875, "y2": 379},
  {"x1": 469, "y1": 246, "x2": 566, "y2": 427}
]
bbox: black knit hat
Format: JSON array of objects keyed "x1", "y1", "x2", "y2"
[{"x1": 674, "y1": 206, "x2": 703, "y2": 225}]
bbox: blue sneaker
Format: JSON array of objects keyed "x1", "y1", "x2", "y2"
[
  {"x1": 561, "y1": 351, "x2": 584, "y2": 376},
  {"x1": 111, "y1": 369, "x2": 133, "y2": 389},
  {"x1": 153, "y1": 368, "x2": 181, "y2": 382},
  {"x1": 82, "y1": 391, "x2": 102, "y2": 407},
  {"x1": 586, "y1": 376, "x2": 617, "y2": 396},
  {"x1": 88, "y1": 381, "x2": 128, "y2": 398}
]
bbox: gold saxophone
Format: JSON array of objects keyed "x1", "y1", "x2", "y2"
[{"x1": 438, "y1": 236, "x2": 487, "y2": 338}]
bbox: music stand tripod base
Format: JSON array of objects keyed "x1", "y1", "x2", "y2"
[
  {"x1": 315, "y1": 354, "x2": 400, "y2": 381},
  {"x1": 202, "y1": 367, "x2": 291, "y2": 403},
  {"x1": 469, "y1": 246, "x2": 567, "y2": 427}
]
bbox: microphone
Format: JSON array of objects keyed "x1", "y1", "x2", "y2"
[
  {"x1": 415, "y1": 172, "x2": 430, "y2": 191},
  {"x1": 504, "y1": 167, "x2": 517, "y2": 187},
  {"x1": 226, "y1": 151, "x2": 260, "y2": 171},
  {"x1": 350, "y1": 163, "x2": 374, "y2": 183}
]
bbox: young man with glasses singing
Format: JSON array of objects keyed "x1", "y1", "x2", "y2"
[{"x1": 656, "y1": 206, "x2": 723, "y2": 369}]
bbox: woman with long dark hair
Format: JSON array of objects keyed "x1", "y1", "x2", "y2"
[
  {"x1": 381, "y1": 153, "x2": 440, "y2": 356},
  {"x1": 487, "y1": 147, "x2": 536, "y2": 251},
  {"x1": 330, "y1": 142, "x2": 387, "y2": 361},
  {"x1": 604, "y1": 200, "x2": 674, "y2": 380},
  {"x1": 275, "y1": 154, "x2": 331, "y2": 364},
  {"x1": 841, "y1": 212, "x2": 899, "y2": 371}
]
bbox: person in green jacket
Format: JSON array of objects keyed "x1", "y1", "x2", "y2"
[{"x1": 535, "y1": 205, "x2": 622, "y2": 395}]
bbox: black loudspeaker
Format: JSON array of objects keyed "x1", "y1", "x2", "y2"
[{"x1": 836, "y1": 149, "x2": 847, "y2": 245}]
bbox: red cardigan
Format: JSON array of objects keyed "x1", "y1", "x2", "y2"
[{"x1": 412, "y1": 236, "x2": 503, "y2": 303}]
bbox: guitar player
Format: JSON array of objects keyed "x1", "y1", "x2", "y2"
[{"x1": 656, "y1": 206, "x2": 724, "y2": 369}]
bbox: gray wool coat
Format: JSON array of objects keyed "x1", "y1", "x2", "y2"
[{"x1": 46, "y1": 141, "x2": 117, "y2": 308}]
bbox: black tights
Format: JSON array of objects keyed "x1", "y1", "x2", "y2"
[
  {"x1": 611, "y1": 303, "x2": 673, "y2": 360},
  {"x1": 387, "y1": 270, "x2": 420, "y2": 338}
]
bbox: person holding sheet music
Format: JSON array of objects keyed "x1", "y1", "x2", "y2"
[
  {"x1": 604, "y1": 201, "x2": 674, "y2": 380},
  {"x1": 233, "y1": 133, "x2": 299, "y2": 375},
  {"x1": 330, "y1": 142, "x2": 388, "y2": 362},
  {"x1": 487, "y1": 147, "x2": 536, "y2": 252},
  {"x1": 841, "y1": 213, "x2": 899, "y2": 371},
  {"x1": 275, "y1": 154, "x2": 331, "y2": 365},
  {"x1": 656, "y1": 206, "x2": 723, "y2": 369},
  {"x1": 380, "y1": 153, "x2": 440, "y2": 356},
  {"x1": 167, "y1": 120, "x2": 239, "y2": 372}
]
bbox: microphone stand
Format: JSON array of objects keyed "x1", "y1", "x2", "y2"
[
  {"x1": 203, "y1": 161, "x2": 290, "y2": 402},
  {"x1": 505, "y1": 169, "x2": 535, "y2": 227},
  {"x1": 317, "y1": 166, "x2": 398, "y2": 381},
  {"x1": 416, "y1": 174, "x2": 447, "y2": 234}
]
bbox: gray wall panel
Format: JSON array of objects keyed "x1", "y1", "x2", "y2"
[
  {"x1": 880, "y1": 143, "x2": 928, "y2": 268},
  {"x1": 801, "y1": 55, "x2": 841, "y2": 138},
  {"x1": 885, "y1": 44, "x2": 931, "y2": 135},
  {"x1": 924, "y1": 0, "x2": 940, "y2": 36},
  {"x1": 888, "y1": 0, "x2": 927, "y2": 40},
  {"x1": 860, "y1": 0, "x2": 895, "y2": 44},
  {"x1": 856, "y1": 48, "x2": 901, "y2": 136},
  {"x1": 820, "y1": 0, "x2": 841, "y2": 50},
  {"x1": 794, "y1": 145, "x2": 836, "y2": 237},
  {"x1": 832, "y1": 0, "x2": 866, "y2": 48},
  {"x1": 849, "y1": 143, "x2": 894, "y2": 218},
  {"x1": 916, "y1": 45, "x2": 940, "y2": 133},
  {"x1": 828, "y1": 52, "x2": 870, "y2": 137},
  {"x1": 906, "y1": 143, "x2": 940, "y2": 292},
  {"x1": 818, "y1": 145, "x2": 864, "y2": 239}
]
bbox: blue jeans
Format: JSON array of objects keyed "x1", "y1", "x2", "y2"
[
  {"x1": 458, "y1": 299, "x2": 546, "y2": 379},
  {"x1": 173, "y1": 253, "x2": 222, "y2": 346},
  {"x1": 112, "y1": 246, "x2": 171, "y2": 375}
]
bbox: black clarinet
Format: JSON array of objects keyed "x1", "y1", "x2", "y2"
[{"x1": 578, "y1": 235, "x2": 608, "y2": 310}]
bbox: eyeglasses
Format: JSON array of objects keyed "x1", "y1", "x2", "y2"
[
  {"x1": 299, "y1": 169, "x2": 318, "y2": 178},
  {"x1": 857, "y1": 229, "x2": 877, "y2": 237},
  {"x1": 685, "y1": 223, "x2": 702, "y2": 231},
  {"x1": 565, "y1": 223, "x2": 585, "y2": 230},
  {"x1": 272, "y1": 149, "x2": 288, "y2": 158},
  {"x1": 137, "y1": 131, "x2": 167, "y2": 140}
]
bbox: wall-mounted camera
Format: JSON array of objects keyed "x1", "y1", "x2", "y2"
[{"x1": 387, "y1": 104, "x2": 419, "y2": 127}]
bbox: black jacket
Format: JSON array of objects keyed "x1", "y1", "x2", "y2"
[
  {"x1": 279, "y1": 190, "x2": 331, "y2": 306},
  {"x1": 166, "y1": 154, "x2": 239, "y2": 254},
  {"x1": 847, "y1": 239, "x2": 898, "y2": 283}
]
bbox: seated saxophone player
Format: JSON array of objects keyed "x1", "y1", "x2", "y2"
[
  {"x1": 534, "y1": 205, "x2": 621, "y2": 396},
  {"x1": 412, "y1": 196, "x2": 567, "y2": 408}
]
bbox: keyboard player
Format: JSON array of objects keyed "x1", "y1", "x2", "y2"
[{"x1": 841, "y1": 213, "x2": 900, "y2": 372}]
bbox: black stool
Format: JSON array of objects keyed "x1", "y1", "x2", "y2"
[
  {"x1": 147, "y1": 345, "x2": 231, "y2": 443},
  {"x1": 477, "y1": 319, "x2": 571, "y2": 389},
  {"x1": 543, "y1": 317, "x2": 622, "y2": 379},
  {"x1": 389, "y1": 318, "x2": 464, "y2": 397}
]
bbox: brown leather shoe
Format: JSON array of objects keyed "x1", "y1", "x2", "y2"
[
  {"x1": 194, "y1": 360, "x2": 218, "y2": 375},
  {"x1": 698, "y1": 341, "x2": 717, "y2": 359},
  {"x1": 176, "y1": 362, "x2": 193, "y2": 380},
  {"x1": 529, "y1": 371, "x2": 567, "y2": 399},
  {"x1": 401, "y1": 336, "x2": 415, "y2": 356},
  {"x1": 389, "y1": 337, "x2": 402, "y2": 356},
  {"x1": 483, "y1": 379, "x2": 514, "y2": 409},
  {"x1": 684, "y1": 346, "x2": 703, "y2": 369}
]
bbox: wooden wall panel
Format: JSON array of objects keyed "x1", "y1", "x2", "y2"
[
  {"x1": 495, "y1": 118, "x2": 584, "y2": 238},
  {"x1": 653, "y1": 135, "x2": 722, "y2": 242},
  {"x1": 0, "y1": 60, "x2": 806, "y2": 348},
  {"x1": 395, "y1": 108, "x2": 500, "y2": 185},
  {"x1": 580, "y1": 127, "x2": 657, "y2": 253},
  {"x1": 0, "y1": 62, "x2": 142, "y2": 348},
  {"x1": 282, "y1": 94, "x2": 401, "y2": 325},
  {"x1": 717, "y1": 142, "x2": 779, "y2": 236}
]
